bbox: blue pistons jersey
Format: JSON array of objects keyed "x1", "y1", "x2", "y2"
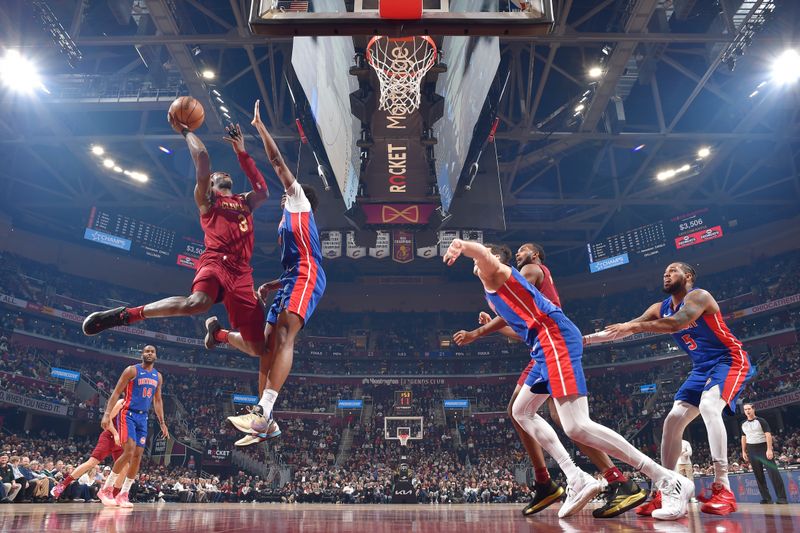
[
  {"x1": 278, "y1": 181, "x2": 323, "y2": 270},
  {"x1": 660, "y1": 288, "x2": 748, "y2": 371},
  {"x1": 125, "y1": 364, "x2": 159, "y2": 412}
]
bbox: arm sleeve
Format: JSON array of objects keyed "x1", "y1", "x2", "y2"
[
  {"x1": 237, "y1": 151, "x2": 268, "y2": 194},
  {"x1": 758, "y1": 417, "x2": 772, "y2": 433},
  {"x1": 284, "y1": 180, "x2": 312, "y2": 213}
]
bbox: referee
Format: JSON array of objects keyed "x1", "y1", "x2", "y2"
[{"x1": 740, "y1": 403, "x2": 787, "y2": 504}]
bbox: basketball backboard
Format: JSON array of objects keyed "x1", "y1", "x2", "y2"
[
  {"x1": 249, "y1": 0, "x2": 554, "y2": 37},
  {"x1": 384, "y1": 416, "x2": 424, "y2": 444}
]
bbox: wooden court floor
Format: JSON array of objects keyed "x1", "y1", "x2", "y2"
[{"x1": 1, "y1": 502, "x2": 797, "y2": 532}]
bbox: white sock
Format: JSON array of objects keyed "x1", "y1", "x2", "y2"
[
  {"x1": 258, "y1": 388, "x2": 278, "y2": 417},
  {"x1": 699, "y1": 386, "x2": 731, "y2": 490},
  {"x1": 511, "y1": 388, "x2": 584, "y2": 483},
  {"x1": 120, "y1": 477, "x2": 135, "y2": 494},
  {"x1": 104, "y1": 472, "x2": 119, "y2": 489}
]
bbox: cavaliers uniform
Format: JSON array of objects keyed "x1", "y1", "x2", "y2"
[
  {"x1": 266, "y1": 181, "x2": 326, "y2": 326},
  {"x1": 118, "y1": 364, "x2": 160, "y2": 448},
  {"x1": 661, "y1": 289, "x2": 755, "y2": 412},
  {"x1": 90, "y1": 425, "x2": 124, "y2": 463},
  {"x1": 517, "y1": 264, "x2": 562, "y2": 387},
  {"x1": 192, "y1": 152, "x2": 265, "y2": 344},
  {"x1": 486, "y1": 267, "x2": 585, "y2": 398}
]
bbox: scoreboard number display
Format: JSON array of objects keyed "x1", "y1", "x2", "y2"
[{"x1": 394, "y1": 390, "x2": 413, "y2": 413}]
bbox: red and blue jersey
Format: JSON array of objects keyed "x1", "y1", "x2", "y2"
[
  {"x1": 485, "y1": 267, "x2": 571, "y2": 349},
  {"x1": 277, "y1": 181, "x2": 323, "y2": 271},
  {"x1": 660, "y1": 289, "x2": 750, "y2": 371},
  {"x1": 122, "y1": 364, "x2": 159, "y2": 413}
]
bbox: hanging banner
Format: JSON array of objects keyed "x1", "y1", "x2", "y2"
[
  {"x1": 50, "y1": 367, "x2": 81, "y2": 382},
  {"x1": 417, "y1": 245, "x2": 437, "y2": 259},
  {"x1": 369, "y1": 231, "x2": 391, "y2": 259},
  {"x1": 321, "y1": 231, "x2": 342, "y2": 259},
  {"x1": 460, "y1": 230, "x2": 483, "y2": 243},
  {"x1": 438, "y1": 230, "x2": 459, "y2": 257},
  {"x1": 392, "y1": 230, "x2": 414, "y2": 264},
  {"x1": 346, "y1": 231, "x2": 367, "y2": 259},
  {"x1": 361, "y1": 204, "x2": 438, "y2": 225}
]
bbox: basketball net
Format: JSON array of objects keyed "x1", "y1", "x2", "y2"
[
  {"x1": 398, "y1": 433, "x2": 410, "y2": 447},
  {"x1": 366, "y1": 35, "x2": 437, "y2": 115}
]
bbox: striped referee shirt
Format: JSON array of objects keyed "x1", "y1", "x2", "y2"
[{"x1": 741, "y1": 417, "x2": 770, "y2": 445}]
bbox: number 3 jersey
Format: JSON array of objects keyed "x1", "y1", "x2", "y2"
[
  {"x1": 124, "y1": 364, "x2": 159, "y2": 412},
  {"x1": 660, "y1": 288, "x2": 748, "y2": 371}
]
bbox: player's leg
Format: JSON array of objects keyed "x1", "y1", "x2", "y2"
[
  {"x1": 115, "y1": 446, "x2": 144, "y2": 508},
  {"x1": 99, "y1": 437, "x2": 135, "y2": 506},
  {"x1": 507, "y1": 381, "x2": 563, "y2": 516},
  {"x1": 511, "y1": 385, "x2": 599, "y2": 518},
  {"x1": 204, "y1": 271, "x2": 267, "y2": 356},
  {"x1": 82, "y1": 264, "x2": 222, "y2": 335},
  {"x1": 553, "y1": 395, "x2": 693, "y2": 520},
  {"x1": 51, "y1": 457, "x2": 99, "y2": 499},
  {"x1": 227, "y1": 324, "x2": 277, "y2": 437}
]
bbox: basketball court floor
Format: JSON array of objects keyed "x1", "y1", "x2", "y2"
[{"x1": 1, "y1": 503, "x2": 797, "y2": 532}]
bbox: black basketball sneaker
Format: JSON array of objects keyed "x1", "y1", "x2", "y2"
[
  {"x1": 522, "y1": 479, "x2": 565, "y2": 516},
  {"x1": 82, "y1": 307, "x2": 130, "y2": 335}
]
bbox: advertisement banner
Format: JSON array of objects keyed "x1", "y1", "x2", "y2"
[
  {"x1": 589, "y1": 253, "x2": 630, "y2": 273},
  {"x1": 696, "y1": 471, "x2": 800, "y2": 503},
  {"x1": 361, "y1": 204, "x2": 437, "y2": 225},
  {"x1": 674, "y1": 225, "x2": 723, "y2": 249},
  {"x1": 0, "y1": 390, "x2": 69, "y2": 416},
  {"x1": 50, "y1": 367, "x2": 81, "y2": 382},
  {"x1": 392, "y1": 230, "x2": 414, "y2": 264},
  {"x1": 337, "y1": 399, "x2": 364, "y2": 409},
  {"x1": 176, "y1": 254, "x2": 199, "y2": 269},
  {"x1": 83, "y1": 228, "x2": 132, "y2": 251},
  {"x1": 321, "y1": 231, "x2": 342, "y2": 259},
  {"x1": 204, "y1": 446, "x2": 232, "y2": 466},
  {"x1": 368, "y1": 231, "x2": 391, "y2": 259},
  {"x1": 753, "y1": 390, "x2": 800, "y2": 410},
  {"x1": 443, "y1": 399, "x2": 470, "y2": 409},
  {"x1": 345, "y1": 231, "x2": 367, "y2": 259},
  {"x1": 728, "y1": 293, "x2": 800, "y2": 320},
  {"x1": 232, "y1": 394, "x2": 259, "y2": 405}
]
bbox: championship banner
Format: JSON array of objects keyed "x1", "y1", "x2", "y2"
[
  {"x1": 438, "y1": 230, "x2": 459, "y2": 257},
  {"x1": 321, "y1": 231, "x2": 342, "y2": 259},
  {"x1": 50, "y1": 367, "x2": 80, "y2": 382},
  {"x1": 361, "y1": 204, "x2": 437, "y2": 225},
  {"x1": 460, "y1": 230, "x2": 483, "y2": 243},
  {"x1": 0, "y1": 390, "x2": 69, "y2": 416},
  {"x1": 369, "y1": 231, "x2": 390, "y2": 259},
  {"x1": 392, "y1": 230, "x2": 414, "y2": 264},
  {"x1": 417, "y1": 245, "x2": 437, "y2": 259},
  {"x1": 346, "y1": 231, "x2": 367, "y2": 259}
]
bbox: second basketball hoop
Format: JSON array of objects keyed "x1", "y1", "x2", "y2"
[{"x1": 366, "y1": 35, "x2": 437, "y2": 115}]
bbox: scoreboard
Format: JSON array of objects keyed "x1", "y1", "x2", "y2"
[
  {"x1": 394, "y1": 390, "x2": 413, "y2": 413},
  {"x1": 85, "y1": 207, "x2": 174, "y2": 260},
  {"x1": 588, "y1": 208, "x2": 726, "y2": 273},
  {"x1": 176, "y1": 236, "x2": 205, "y2": 269}
]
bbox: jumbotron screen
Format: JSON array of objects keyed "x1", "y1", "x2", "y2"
[{"x1": 85, "y1": 207, "x2": 175, "y2": 260}]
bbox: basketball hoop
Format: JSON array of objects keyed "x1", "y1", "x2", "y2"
[
  {"x1": 397, "y1": 427, "x2": 411, "y2": 447},
  {"x1": 366, "y1": 35, "x2": 437, "y2": 115}
]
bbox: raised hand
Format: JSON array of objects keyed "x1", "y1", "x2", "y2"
[
  {"x1": 257, "y1": 279, "x2": 282, "y2": 305},
  {"x1": 251, "y1": 99, "x2": 263, "y2": 129},
  {"x1": 443, "y1": 238, "x2": 464, "y2": 266},
  {"x1": 223, "y1": 123, "x2": 245, "y2": 154},
  {"x1": 167, "y1": 111, "x2": 189, "y2": 134},
  {"x1": 478, "y1": 312, "x2": 492, "y2": 325}
]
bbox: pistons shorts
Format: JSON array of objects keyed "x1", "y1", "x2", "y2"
[
  {"x1": 119, "y1": 412, "x2": 149, "y2": 448},
  {"x1": 675, "y1": 356, "x2": 756, "y2": 413},
  {"x1": 523, "y1": 312, "x2": 587, "y2": 399},
  {"x1": 267, "y1": 261, "x2": 326, "y2": 327},
  {"x1": 192, "y1": 254, "x2": 265, "y2": 345}
]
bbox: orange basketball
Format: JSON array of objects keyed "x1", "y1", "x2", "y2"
[{"x1": 168, "y1": 96, "x2": 205, "y2": 131}]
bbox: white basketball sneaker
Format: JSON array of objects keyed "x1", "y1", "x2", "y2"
[
  {"x1": 558, "y1": 473, "x2": 603, "y2": 518},
  {"x1": 227, "y1": 405, "x2": 264, "y2": 433},
  {"x1": 652, "y1": 474, "x2": 694, "y2": 521}
]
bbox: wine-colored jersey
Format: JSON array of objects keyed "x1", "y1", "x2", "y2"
[
  {"x1": 199, "y1": 192, "x2": 254, "y2": 268},
  {"x1": 536, "y1": 264, "x2": 562, "y2": 308}
]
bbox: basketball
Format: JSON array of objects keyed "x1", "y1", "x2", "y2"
[{"x1": 168, "y1": 96, "x2": 205, "y2": 131}]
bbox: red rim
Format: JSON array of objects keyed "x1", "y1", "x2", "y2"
[{"x1": 366, "y1": 35, "x2": 437, "y2": 78}]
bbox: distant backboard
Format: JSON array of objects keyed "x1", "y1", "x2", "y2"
[{"x1": 249, "y1": 0, "x2": 554, "y2": 37}]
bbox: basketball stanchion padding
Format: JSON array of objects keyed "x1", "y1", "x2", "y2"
[{"x1": 379, "y1": 0, "x2": 423, "y2": 20}]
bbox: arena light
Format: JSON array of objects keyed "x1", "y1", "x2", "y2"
[
  {"x1": 219, "y1": 105, "x2": 229, "y2": 113},
  {"x1": 749, "y1": 90, "x2": 759, "y2": 98},
  {"x1": 158, "y1": 145, "x2": 172, "y2": 154},
  {"x1": 588, "y1": 66, "x2": 603, "y2": 78},
  {"x1": 201, "y1": 69, "x2": 215, "y2": 80},
  {"x1": 129, "y1": 171, "x2": 149, "y2": 183},
  {"x1": 771, "y1": 49, "x2": 800, "y2": 85},
  {"x1": 574, "y1": 103, "x2": 585, "y2": 112},
  {"x1": 633, "y1": 144, "x2": 646, "y2": 152},
  {"x1": 102, "y1": 158, "x2": 115, "y2": 168},
  {"x1": 697, "y1": 147, "x2": 711, "y2": 159},
  {"x1": 0, "y1": 50, "x2": 44, "y2": 93},
  {"x1": 113, "y1": 166, "x2": 122, "y2": 173},
  {"x1": 657, "y1": 169, "x2": 676, "y2": 181},
  {"x1": 91, "y1": 145, "x2": 105, "y2": 156}
]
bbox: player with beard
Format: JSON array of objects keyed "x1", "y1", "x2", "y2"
[
  {"x1": 444, "y1": 239, "x2": 693, "y2": 520},
  {"x1": 453, "y1": 243, "x2": 646, "y2": 518},
  {"x1": 599, "y1": 262, "x2": 755, "y2": 516},
  {"x1": 82, "y1": 106, "x2": 270, "y2": 363}
]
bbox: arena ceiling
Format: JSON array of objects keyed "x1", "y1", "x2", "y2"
[{"x1": 0, "y1": 0, "x2": 798, "y2": 276}]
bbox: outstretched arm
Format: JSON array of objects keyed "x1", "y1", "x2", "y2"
[
  {"x1": 168, "y1": 112, "x2": 213, "y2": 214},
  {"x1": 443, "y1": 239, "x2": 508, "y2": 291},
  {"x1": 605, "y1": 290, "x2": 712, "y2": 337},
  {"x1": 251, "y1": 100, "x2": 296, "y2": 190},
  {"x1": 453, "y1": 315, "x2": 521, "y2": 346},
  {"x1": 224, "y1": 123, "x2": 269, "y2": 211},
  {"x1": 584, "y1": 302, "x2": 662, "y2": 345},
  {"x1": 101, "y1": 366, "x2": 135, "y2": 431}
]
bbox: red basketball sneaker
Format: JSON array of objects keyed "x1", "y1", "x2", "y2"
[
  {"x1": 635, "y1": 490, "x2": 662, "y2": 516},
  {"x1": 700, "y1": 482, "x2": 737, "y2": 515}
]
